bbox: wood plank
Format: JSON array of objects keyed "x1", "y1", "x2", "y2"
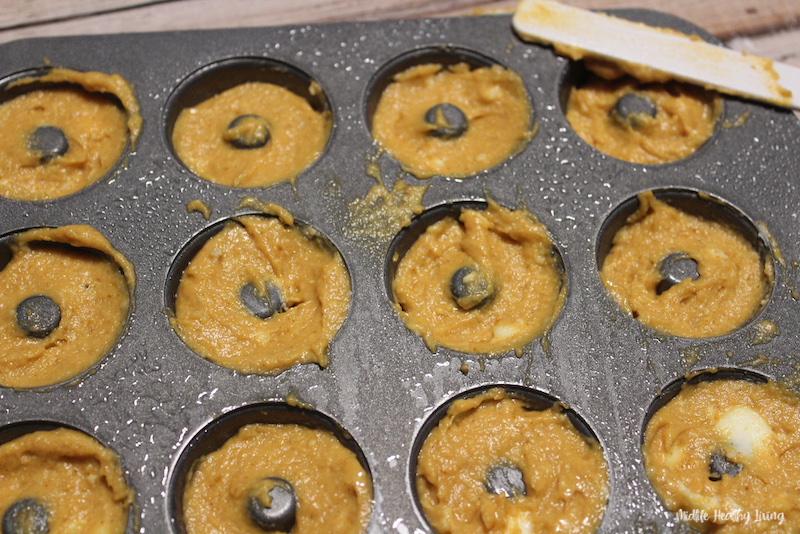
[
  {"x1": 575, "y1": 0, "x2": 800, "y2": 40},
  {"x1": 452, "y1": 0, "x2": 800, "y2": 40},
  {"x1": 0, "y1": 0, "x2": 163, "y2": 29},
  {"x1": 3, "y1": 0, "x2": 514, "y2": 45},
  {"x1": 729, "y1": 27, "x2": 800, "y2": 67},
  {"x1": 0, "y1": 0, "x2": 799, "y2": 46}
]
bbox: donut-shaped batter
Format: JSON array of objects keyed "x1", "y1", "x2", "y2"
[
  {"x1": 0, "y1": 67, "x2": 141, "y2": 201},
  {"x1": 392, "y1": 200, "x2": 564, "y2": 354},
  {"x1": 0, "y1": 225, "x2": 133, "y2": 388},
  {"x1": 566, "y1": 76, "x2": 720, "y2": 164},
  {"x1": 0, "y1": 427, "x2": 133, "y2": 534},
  {"x1": 172, "y1": 209, "x2": 350, "y2": 374},
  {"x1": 600, "y1": 192, "x2": 771, "y2": 338},
  {"x1": 371, "y1": 63, "x2": 532, "y2": 178},
  {"x1": 643, "y1": 378, "x2": 800, "y2": 532},
  {"x1": 183, "y1": 423, "x2": 372, "y2": 534},
  {"x1": 171, "y1": 82, "x2": 331, "y2": 188},
  {"x1": 416, "y1": 388, "x2": 608, "y2": 534}
]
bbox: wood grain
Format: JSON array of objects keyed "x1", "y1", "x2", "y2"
[
  {"x1": 1, "y1": 0, "x2": 799, "y2": 45},
  {"x1": 729, "y1": 27, "x2": 800, "y2": 65}
]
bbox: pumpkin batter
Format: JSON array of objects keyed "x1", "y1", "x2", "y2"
[
  {"x1": 0, "y1": 225, "x2": 133, "y2": 389},
  {"x1": 0, "y1": 68, "x2": 140, "y2": 201},
  {"x1": 183, "y1": 422, "x2": 372, "y2": 534},
  {"x1": 0, "y1": 427, "x2": 133, "y2": 534},
  {"x1": 600, "y1": 192, "x2": 771, "y2": 338},
  {"x1": 171, "y1": 81, "x2": 331, "y2": 188},
  {"x1": 172, "y1": 209, "x2": 350, "y2": 374},
  {"x1": 392, "y1": 200, "x2": 564, "y2": 355},
  {"x1": 566, "y1": 75, "x2": 720, "y2": 164},
  {"x1": 416, "y1": 388, "x2": 608, "y2": 534},
  {"x1": 371, "y1": 63, "x2": 533, "y2": 178},
  {"x1": 643, "y1": 378, "x2": 800, "y2": 533}
]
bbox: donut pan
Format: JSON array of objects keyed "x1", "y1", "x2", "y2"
[{"x1": 1, "y1": 9, "x2": 800, "y2": 534}]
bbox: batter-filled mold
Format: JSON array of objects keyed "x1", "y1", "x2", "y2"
[
  {"x1": 166, "y1": 209, "x2": 351, "y2": 375},
  {"x1": 386, "y1": 200, "x2": 565, "y2": 355},
  {"x1": 165, "y1": 57, "x2": 332, "y2": 189},
  {"x1": 642, "y1": 369, "x2": 800, "y2": 533},
  {"x1": 556, "y1": 10, "x2": 724, "y2": 165},
  {"x1": 411, "y1": 385, "x2": 608, "y2": 534},
  {"x1": 0, "y1": 67, "x2": 139, "y2": 201},
  {"x1": 597, "y1": 189, "x2": 773, "y2": 338},
  {"x1": 366, "y1": 47, "x2": 534, "y2": 179},
  {"x1": 169, "y1": 402, "x2": 373, "y2": 534},
  {"x1": 0, "y1": 421, "x2": 135, "y2": 534},
  {"x1": 0, "y1": 225, "x2": 134, "y2": 389}
]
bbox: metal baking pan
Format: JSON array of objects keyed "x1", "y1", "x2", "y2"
[{"x1": 1, "y1": 9, "x2": 799, "y2": 533}]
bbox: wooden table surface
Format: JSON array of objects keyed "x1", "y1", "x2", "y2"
[{"x1": 2, "y1": 0, "x2": 800, "y2": 67}]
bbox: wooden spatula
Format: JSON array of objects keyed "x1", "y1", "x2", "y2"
[{"x1": 512, "y1": 0, "x2": 800, "y2": 110}]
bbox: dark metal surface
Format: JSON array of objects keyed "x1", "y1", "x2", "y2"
[
  {"x1": 28, "y1": 125, "x2": 69, "y2": 164},
  {"x1": 423, "y1": 103, "x2": 469, "y2": 139},
  {"x1": 1, "y1": 499, "x2": 49, "y2": 534},
  {"x1": 247, "y1": 477, "x2": 297, "y2": 532},
  {"x1": 613, "y1": 92, "x2": 658, "y2": 126},
  {"x1": 15, "y1": 295, "x2": 61, "y2": 339},
  {"x1": 0, "y1": 10, "x2": 799, "y2": 534}
]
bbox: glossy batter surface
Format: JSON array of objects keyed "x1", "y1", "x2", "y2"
[
  {"x1": 416, "y1": 389, "x2": 608, "y2": 534},
  {"x1": 172, "y1": 82, "x2": 331, "y2": 187},
  {"x1": 566, "y1": 76, "x2": 720, "y2": 164},
  {"x1": 371, "y1": 63, "x2": 532, "y2": 178},
  {"x1": 600, "y1": 192, "x2": 771, "y2": 338},
  {"x1": 643, "y1": 379, "x2": 800, "y2": 533},
  {"x1": 392, "y1": 201, "x2": 564, "y2": 354},
  {"x1": 183, "y1": 423, "x2": 372, "y2": 534},
  {"x1": 172, "y1": 211, "x2": 350, "y2": 374},
  {"x1": 0, "y1": 226, "x2": 133, "y2": 388},
  {"x1": 0, "y1": 428, "x2": 133, "y2": 534}
]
